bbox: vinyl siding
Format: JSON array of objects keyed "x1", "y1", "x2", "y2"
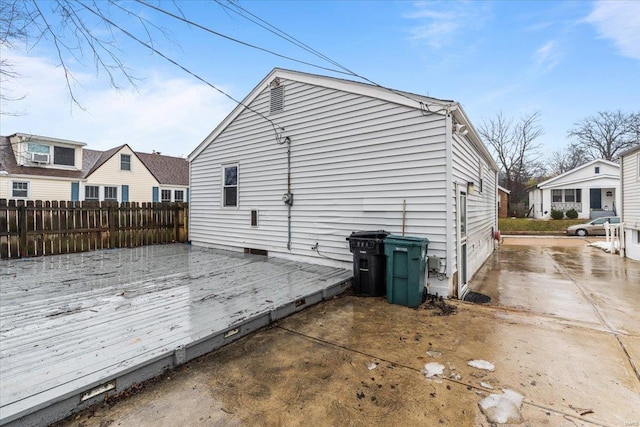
[
  {"x1": 3, "y1": 176, "x2": 74, "y2": 201},
  {"x1": 451, "y1": 132, "x2": 497, "y2": 289},
  {"x1": 85, "y1": 147, "x2": 159, "y2": 202},
  {"x1": 190, "y1": 79, "x2": 448, "y2": 267},
  {"x1": 622, "y1": 151, "x2": 640, "y2": 261}
]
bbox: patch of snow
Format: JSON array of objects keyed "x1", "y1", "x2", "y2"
[
  {"x1": 480, "y1": 381, "x2": 493, "y2": 389},
  {"x1": 478, "y1": 389, "x2": 524, "y2": 424},
  {"x1": 468, "y1": 360, "x2": 495, "y2": 371},
  {"x1": 588, "y1": 241, "x2": 619, "y2": 253},
  {"x1": 426, "y1": 350, "x2": 442, "y2": 358},
  {"x1": 421, "y1": 362, "x2": 445, "y2": 379},
  {"x1": 367, "y1": 362, "x2": 378, "y2": 370},
  {"x1": 450, "y1": 373, "x2": 461, "y2": 380}
]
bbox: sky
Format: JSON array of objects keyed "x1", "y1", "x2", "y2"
[{"x1": 1, "y1": 0, "x2": 639, "y2": 160}]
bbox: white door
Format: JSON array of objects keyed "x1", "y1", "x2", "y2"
[{"x1": 457, "y1": 185, "x2": 468, "y2": 298}]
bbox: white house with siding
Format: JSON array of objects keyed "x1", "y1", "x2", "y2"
[
  {"x1": 528, "y1": 159, "x2": 620, "y2": 219},
  {"x1": 188, "y1": 68, "x2": 499, "y2": 299},
  {"x1": 620, "y1": 145, "x2": 640, "y2": 261}
]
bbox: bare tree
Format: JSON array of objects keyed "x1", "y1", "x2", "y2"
[
  {"x1": 479, "y1": 111, "x2": 545, "y2": 204},
  {"x1": 568, "y1": 111, "x2": 640, "y2": 161},
  {"x1": 548, "y1": 142, "x2": 591, "y2": 176},
  {"x1": 0, "y1": 0, "x2": 182, "y2": 110}
]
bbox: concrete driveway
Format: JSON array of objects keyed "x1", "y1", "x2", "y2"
[{"x1": 58, "y1": 237, "x2": 640, "y2": 427}]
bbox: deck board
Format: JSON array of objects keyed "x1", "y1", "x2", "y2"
[{"x1": 0, "y1": 244, "x2": 352, "y2": 426}]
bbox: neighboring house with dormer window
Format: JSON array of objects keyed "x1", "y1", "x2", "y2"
[
  {"x1": 0, "y1": 133, "x2": 189, "y2": 203},
  {"x1": 527, "y1": 159, "x2": 620, "y2": 220}
]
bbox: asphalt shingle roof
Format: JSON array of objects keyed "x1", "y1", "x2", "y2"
[{"x1": 0, "y1": 136, "x2": 188, "y2": 186}]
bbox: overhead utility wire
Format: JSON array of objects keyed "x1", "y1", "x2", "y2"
[
  {"x1": 77, "y1": 1, "x2": 284, "y2": 134},
  {"x1": 133, "y1": 0, "x2": 350, "y2": 76},
  {"x1": 214, "y1": 0, "x2": 345, "y2": 72},
  {"x1": 219, "y1": 0, "x2": 444, "y2": 111}
]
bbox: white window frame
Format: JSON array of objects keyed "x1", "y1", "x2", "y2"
[
  {"x1": 27, "y1": 143, "x2": 49, "y2": 154},
  {"x1": 85, "y1": 185, "x2": 100, "y2": 201},
  {"x1": 11, "y1": 180, "x2": 29, "y2": 199},
  {"x1": 161, "y1": 189, "x2": 172, "y2": 203},
  {"x1": 53, "y1": 146, "x2": 75, "y2": 167},
  {"x1": 120, "y1": 154, "x2": 131, "y2": 171},
  {"x1": 104, "y1": 186, "x2": 118, "y2": 202},
  {"x1": 552, "y1": 189, "x2": 562, "y2": 203},
  {"x1": 222, "y1": 163, "x2": 239, "y2": 208},
  {"x1": 564, "y1": 189, "x2": 576, "y2": 203},
  {"x1": 174, "y1": 190, "x2": 184, "y2": 202}
]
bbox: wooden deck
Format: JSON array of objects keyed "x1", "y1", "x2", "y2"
[{"x1": 0, "y1": 244, "x2": 352, "y2": 426}]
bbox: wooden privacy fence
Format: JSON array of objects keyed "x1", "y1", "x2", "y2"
[{"x1": 0, "y1": 199, "x2": 189, "y2": 259}]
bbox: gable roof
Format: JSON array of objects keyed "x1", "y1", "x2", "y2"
[
  {"x1": 535, "y1": 159, "x2": 619, "y2": 189},
  {"x1": 85, "y1": 144, "x2": 128, "y2": 176},
  {"x1": 0, "y1": 136, "x2": 188, "y2": 186},
  {"x1": 498, "y1": 185, "x2": 511, "y2": 194},
  {"x1": 189, "y1": 68, "x2": 497, "y2": 170},
  {"x1": 136, "y1": 152, "x2": 189, "y2": 186}
]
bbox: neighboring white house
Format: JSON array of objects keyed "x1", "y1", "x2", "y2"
[
  {"x1": 188, "y1": 68, "x2": 499, "y2": 299},
  {"x1": 0, "y1": 134, "x2": 189, "y2": 203},
  {"x1": 620, "y1": 145, "x2": 640, "y2": 262},
  {"x1": 528, "y1": 159, "x2": 620, "y2": 220}
]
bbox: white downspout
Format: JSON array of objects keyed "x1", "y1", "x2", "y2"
[{"x1": 445, "y1": 114, "x2": 454, "y2": 297}]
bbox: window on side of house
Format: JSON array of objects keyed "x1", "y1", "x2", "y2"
[
  {"x1": 595, "y1": 166, "x2": 600, "y2": 174},
  {"x1": 104, "y1": 186, "x2": 118, "y2": 201},
  {"x1": 552, "y1": 189, "x2": 562, "y2": 203},
  {"x1": 85, "y1": 186, "x2": 99, "y2": 201},
  {"x1": 12, "y1": 181, "x2": 29, "y2": 198},
  {"x1": 161, "y1": 189, "x2": 172, "y2": 202},
  {"x1": 53, "y1": 146, "x2": 75, "y2": 166},
  {"x1": 636, "y1": 230, "x2": 640, "y2": 243},
  {"x1": 174, "y1": 190, "x2": 184, "y2": 202},
  {"x1": 223, "y1": 164, "x2": 238, "y2": 207},
  {"x1": 27, "y1": 143, "x2": 49, "y2": 154},
  {"x1": 564, "y1": 189, "x2": 575, "y2": 203},
  {"x1": 576, "y1": 189, "x2": 582, "y2": 202},
  {"x1": 121, "y1": 154, "x2": 131, "y2": 171}
]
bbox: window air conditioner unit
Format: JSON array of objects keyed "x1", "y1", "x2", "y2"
[{"x1": 30, "y1": 152, "x2": 49, "y2": 163}]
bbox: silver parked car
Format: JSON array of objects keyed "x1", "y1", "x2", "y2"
[{"x1": 566, "y1": 216, "x2": 620, "y2": 236}]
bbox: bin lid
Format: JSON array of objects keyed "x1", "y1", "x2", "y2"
[
  {"x1": 383, "y1": 235, "x2": 429, "y2": 246},
  {"x1": 346, "y1": 230, "x2": 389, "y2": 241}
]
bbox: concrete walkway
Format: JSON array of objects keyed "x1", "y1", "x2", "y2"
[{"x1": 52, "y1": 237, "x2": 640, "y2": 426}]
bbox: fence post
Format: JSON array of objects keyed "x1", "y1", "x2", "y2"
[
  {"x1": 174, "y1": 204, "x2": 180, "y2": 242},
  {"x1": 19, "y1": 202, "x2": 27, "y2": 258},
  {"x1": 109, "y1": 203, "x2": 117, "y2": 249}
]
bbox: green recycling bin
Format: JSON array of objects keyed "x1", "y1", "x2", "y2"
[{"x1": 383, "y1": 235, "x2": 429, "y2": 308}]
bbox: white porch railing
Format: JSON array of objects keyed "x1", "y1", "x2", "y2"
[
  {"x1": 551, "y1": 202, "x2": 582, "y2": 212},
  {"x1": 604, "y1": 222, "x2": 623, "y2": 255}
]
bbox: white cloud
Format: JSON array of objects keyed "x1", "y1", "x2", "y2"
[
  {"x1": 405, "y1": 1, "x2": 491, "y2": 49},
  {"x1": 1, "y1": 53, "x2": 234, "y2": 157},
  {"x1": 534, "y1": 40, "x2": 561, "y2": 71},
  {"x1": 585, "y1": 0, "x2": 640, "y2": 60}
]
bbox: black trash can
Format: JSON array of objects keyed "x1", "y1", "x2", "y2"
[{"x1": 346, "y1": 230, "x2": 389, "y2": 296}]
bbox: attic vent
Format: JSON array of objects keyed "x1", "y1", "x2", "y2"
[{"x1": 270, "y1": 85, "x2": 284, "y2": 114}]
